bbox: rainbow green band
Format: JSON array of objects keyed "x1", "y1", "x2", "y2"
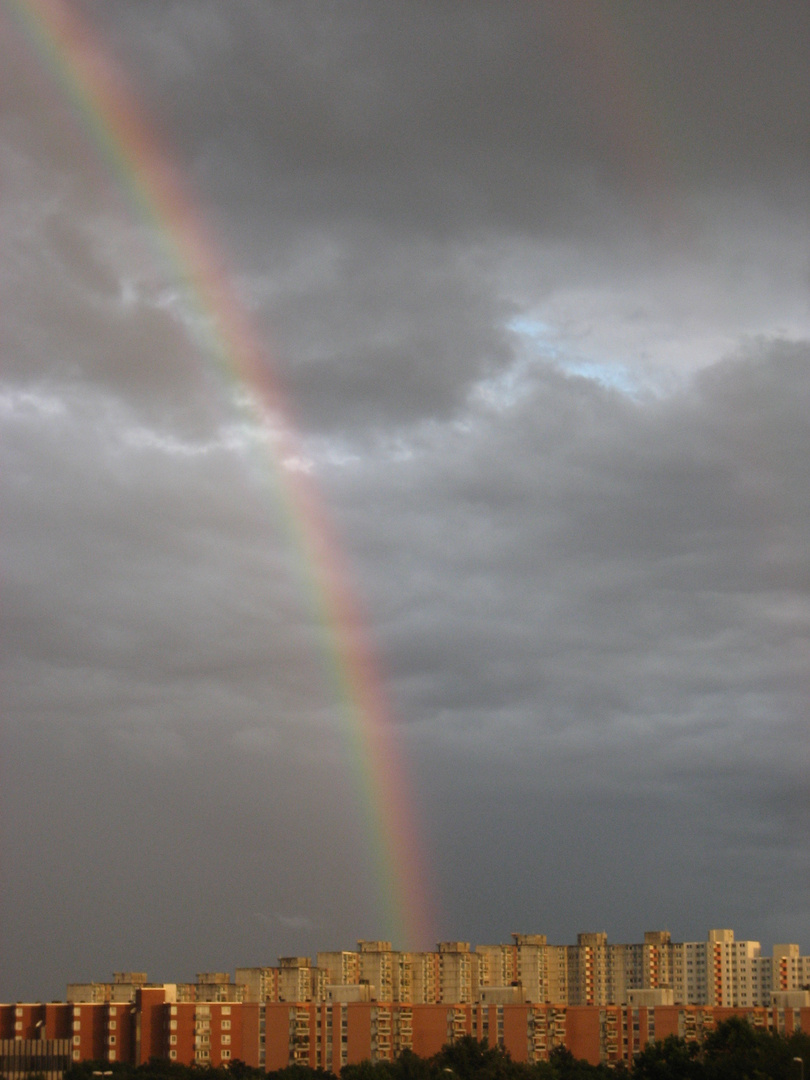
[{"x1": 6, "y1": 0, "x2": 435, "y2": 951}]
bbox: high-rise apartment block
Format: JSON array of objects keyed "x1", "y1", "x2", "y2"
[
  {"x1": 3, "y1": 928, "x2": 807, "y2": 1076},
  {"x1": 61, "y1": 929, "x2": 810, "y2": 1012}
]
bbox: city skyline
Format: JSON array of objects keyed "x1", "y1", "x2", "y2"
[
  {"x1": 2, "y1": 2, "x2": 809, "y2": 1004},
  {"x1": 2, "y1": 926, "x2": 809, "y2": 1073},
  {"x1": 9, "y1": 926, "x2": 810, "y2": 1011}
]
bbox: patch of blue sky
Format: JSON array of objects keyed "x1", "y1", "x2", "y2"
[
  {"x1": 506, "y1": 316, "x2": 642, "y2": 397},
  {"x1": 557, "y1": 359, "x2": 640, "y2": 394}
]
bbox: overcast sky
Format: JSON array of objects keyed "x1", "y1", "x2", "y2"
[{"x1": 2, "y1": 1, "x2": 809, "y2": 1003}]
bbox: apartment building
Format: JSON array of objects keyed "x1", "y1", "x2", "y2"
[
  {"x1": 0, "y1": 1037, "x2": 72, "y2": 1080},
  {"x1": 358, "y1": 941, "x2": 397, "y2": 1002},
  {"x1": 475, "y1": 934, "x2": 571, "y2": 1005},
  {"x1": 316, "y1": 950, "x2": 361, "y2": 989},
  {"x1": 2, "y1": 928, "x2": 808, "y2": 1077},
  {"x1": 194, "y1": 973, "x2": 245, "y2": 1003},
  {"x1": 567, "y1": 933, "x2": 611, "y2": 1006},
  {"x1": 277, "y1": 957, "x2": 317, "y2": 1002},
  {"x1": 280, "y1": 933, "x2": 807, "y2": 1010},
  {"x1": 773, "y1": 944, "x2": 810, "y2": 993},
  {"x1": 674, "y1": 930, "x2": 774, "y2": 1008},
  {"x1": 436, "y1": 942, "x2": 474, "y2": 1004},
  {"x1": 66, "y1": 971, "x2": 148, "y2": 1004},
  {"x1": 3, "y1": 992, "x2": 808, "y2": 1073},
  {"x1": 234, "y1": 965, "x2": 280, "y2": 1003},
  {"x1": 471, "y1": 930, "x2": 805, "y2": 1010},
  {"x1": 315, "y1": 941, "x2": 473, "y2": 1005},
  {"x1": 407, "y1": 950, "x2": 441, "y2": 1004}
]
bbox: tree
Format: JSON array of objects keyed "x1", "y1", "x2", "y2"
[
  {"x1": 631, "y1": 1035, "x2": 702, "y2": 1080},
  {"x1": 432, "y1": 1036, "x2": 521, "y2": 1080}
]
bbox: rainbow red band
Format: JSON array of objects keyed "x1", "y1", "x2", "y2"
[{"x1": 6, "y1": 0, "x2": 435, "y2": 950}]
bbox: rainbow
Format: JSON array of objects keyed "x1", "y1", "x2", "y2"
[{"x1": 6, "y1": 0, "x2": 435, "y2": 950}]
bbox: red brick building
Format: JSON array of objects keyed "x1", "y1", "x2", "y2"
[{"x1": 2, "y1": 994, "x2": 807, "y2": 1072}]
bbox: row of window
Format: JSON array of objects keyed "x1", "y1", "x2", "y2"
[
  {"x1": 169, "y1": 1005, "x2": 232, "y2": 1016},
  {"x1": 157, "y1": 1049, "x2": 235, "y2": 1062},
  {"x1": 167, "y1": 1018, "x2": 231, "y2": 1030}
]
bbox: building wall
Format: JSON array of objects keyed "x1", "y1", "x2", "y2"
[
  {"x1": 502, "y1": 1005, "x2": 529, "y2": 1062},
  {"x1": 240, "y1": 1002, "x2": 261, "y2": 1068},
  {"x1": 565, "y1": 1006, "x2": 603, "y2": 1065},
  {"x1": 359, "y1": 943, "x2": 394, "y2": 1002},
  {"x1": 71, "y1": 1003, "x2": 106, "y2": 1063},
  {"x1": 235, "y1": 966, "x2": 280, "y2": 1002},
  {"x1": 318, "y1": 951, "x2": 361, "y2": 989},
  {"x1": 409, "y1": 1005, "x2": 450, "y2": 1059},
  {"x1": 264, "y1": 1003, "x2": 293, "y2": 1071},
  {"x1": 135, "y1": 988, "x2": 168, "y2": 1065},
  {"x1": 0, "y1": 1038, "x2": 72, "y2": 1080},
  {"x1": 438, "y1": 943, "x2": 473, "y2": 1004},
  {"x1": 3, "y1": 998, "x2": 809, "y2": 1071},
  {"x1": 408, "y1": 952, "x2": 441, "y2": 1004},
  {"x1": 568, "y1": 933, "x2": 610, "y2": 1006},
  {"x1": 278, "y1": 958, "x2": 315, "y2": 1002},
  {"x1": 162, "y1": 1000, "x2": 242, "y2": 1067}
]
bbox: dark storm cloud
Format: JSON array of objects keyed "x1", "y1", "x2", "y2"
[
  {"x1": 333, "y1": 342, "x2": 810, "y2": 747},
  {"x1": 62, "y1": 0, "x2": 809, "y2": 431},
  {"x1": 1, "y1": 1, "x2": 809, "y2": 1001},
  {"x1": 323, "y1": 339, "x2": 810, "y2": 951},
  {"x1": 92, "y1": 1, "x2": 810, "y2": 205}
]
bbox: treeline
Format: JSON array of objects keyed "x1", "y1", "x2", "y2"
[{"x1": 63, "y1": 1021, "x2": 809, "y2": 1080}]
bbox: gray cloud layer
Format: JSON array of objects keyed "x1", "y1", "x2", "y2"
[{"x1": 1, "y1": 1, "x2": 808, "y2": 1000}]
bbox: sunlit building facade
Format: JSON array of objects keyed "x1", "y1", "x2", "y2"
[
  {"x1": 2, "y1": 992, "x2": 808, "y2": 1072},
  {"x1": 3, "y1": 928, "x2": 808, "y2": 1074}
]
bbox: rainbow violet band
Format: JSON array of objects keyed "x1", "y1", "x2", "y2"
[{"x1": 6, "y1": 0, "x2": 435, "y2": 951}]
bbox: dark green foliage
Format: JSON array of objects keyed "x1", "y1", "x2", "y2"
[
  {"x1": 433, "y1": 1035, "x2": 524, "y2": 1080},
  {"x1": 351, "y1": 1035, "x2": 599, "y2": 1080},
  {"x1": 62, "y1": 1058, "x2": 255, "y2": 1080},
  {"x1": 545, "y1": 1046, "x2": 613, "y2": 1080},
  {"x1": 701, "y1": 1018, "x2": 809, "y2": 1080},
  {"x1": 631, "y1": 1035, "x2": 703, "y2": 1080},
  {"x1": 268, "y1": 1067, "x2": 336, "y2": 1080},
  {"x1": 341, "y1": 1061, "x2": 389, "y2": 1080},
  {"x1": 633, "y1": 1019, "x2": 809, "y2": 1080},
  {"x1": 389, "y1": 1049, "x2": 434, "y2": 1080}
]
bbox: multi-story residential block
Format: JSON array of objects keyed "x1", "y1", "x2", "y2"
[
  {"x1": 673, "y1": 930, "x2": 776, "y2": 1008},
  {"x1": 66, "y1": 971, "x2": 148, "y2": 1004},
  {"x1": 643, "y1": 930, "x2": 676, "y2": 990},
  {"x1": 773, "y1": 944, "x2": 810, "y2": 994},
  {"x1": 234, "y1": 965, "x2": 280, "y2": 1002},
  {"x1": 194, "y1": 973, "x2": 245, "y2": 1003},
  {"x1": 0, "y1": 1036, "x2": 72, "y2": 1080},
  {"x1": 567, "y1": 932, "x2": 610, "y2": 1006},
  {"x1": 478, "y1": 940, "x2": 517, "y2": 989},
  {"x1": 359, "y1": 940, "x2": 396, "y2": 1002},
  {"x1": 475, "y1": 934, "x2": 549, "y2": 1002},
  {"x1": 437, "y1": 942, "x2": 474, "y2": 1004},
  {"x1": 4, "y1": 992, "x2": 808, "y2": 1074},
  {"x1": 5, "y1": 924, "x2": 806, "y2": 1079},
  {"x1": 278, "y1": 957, "x2": 319, "y2": 1002},
  {"x1": 317, "y1": 950, "x2": 361, "y2": 989},
  {"x1": 407, "y1": 950, "x2": 441, "y2": 1004},
  {"x1": 303, "y1": 931, "x2": 808, "y2": 1010},
  {"x1": 546, "y1": 944, "x2": 570, "y2": 1003}
]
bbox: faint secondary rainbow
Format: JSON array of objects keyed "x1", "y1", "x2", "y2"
[{"x1": 6, "y1": 0, "x2": 435, "y2": 950}]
